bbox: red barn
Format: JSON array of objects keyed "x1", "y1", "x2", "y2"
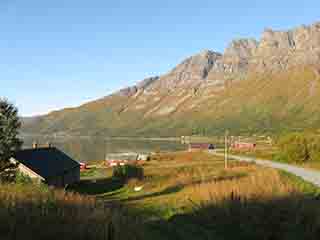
[
  {"x1": 232, "y1": 142, "x2": 256, "y2": 150},
  {"x1": 79, "y1": 162, "x2": 88, "y2": 170}
]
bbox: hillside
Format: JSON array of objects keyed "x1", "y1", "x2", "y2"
[{"x1": 23, "y1": 22, "x2": 320, "y2": 137}]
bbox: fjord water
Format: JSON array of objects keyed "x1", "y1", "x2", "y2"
[{"x1": 22, "y1": 137, "x2": 186, "y2": 163}]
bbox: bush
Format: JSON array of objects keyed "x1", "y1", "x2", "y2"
[
  {"x1": 276, "y1": 132, "x2": 320, "y2": 163},
  {"x1": 307, "y1": 135, "x2": 320, "y2": 162},
  {"x1": 112, "y1": 165, "x2": 144, "y2": 182},
  {"x1": 15, "y1": 172, "x2": 33, "y2": 185}
]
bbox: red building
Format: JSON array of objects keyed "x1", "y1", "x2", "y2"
[
  {"x1": 189, "y1": 143, "x2": 215, "y2": 152},
  {"x1": 79, "y1": 162, "x2": 88, "y2": 170},
  {"x1": 232, "y1": 142, "x2": 256, "y2": 150}
]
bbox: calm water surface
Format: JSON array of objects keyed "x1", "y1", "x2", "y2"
[{"x1": 22, "y1": 137, "x2": 186, "y2": 163}]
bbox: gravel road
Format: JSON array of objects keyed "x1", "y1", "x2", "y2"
[{"x1": 211, "y1": 151, "x2": 320, "y2": 187}]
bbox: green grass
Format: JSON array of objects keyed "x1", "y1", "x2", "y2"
[
  {"x1": 279, "y1": 170, "x2": 320, "y2": 195},
  {"x1": 230, "y1": 141, "x2": 320, "y2": 171},
  {"x1": 70, "y1": 152, "x2": 320, "y2": 239},
  {"x1": 3, "y1": 151, "x2": 320, "y2": 239},
  {"x1": 80, "y1": 167, "x2": 109, "y2": 179}
]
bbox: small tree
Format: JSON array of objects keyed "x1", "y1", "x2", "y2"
[
  {"x1": 277, "y1": 132, "x2": 310, "y2": 163},
  {"x1": 0, "y1": 99, "x2": 23, "y2": 182},
  {"x1": 112, "y1": 165, "x2": 144, "y2": 182}
]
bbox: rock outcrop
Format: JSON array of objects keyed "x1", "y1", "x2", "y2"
[{"x1": 22, "y1": 21, "x2": 320, "y2": 137}]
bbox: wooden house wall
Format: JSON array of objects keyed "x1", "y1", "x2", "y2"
[{"x1": 46, "y1": 166, "x2": 80, "y2": 187}]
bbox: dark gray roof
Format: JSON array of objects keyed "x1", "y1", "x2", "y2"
[{"x1": 14, "y1": 147, "x2": 80, "y2": 179}]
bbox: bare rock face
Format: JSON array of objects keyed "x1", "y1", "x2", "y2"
[
  {"x1": 118, "y1": 21, "x2": 320, "y2": 97},
  {"x1": 224, "y1": 39, "x2": 258, "y2": 60},
  {"x1": 118, "y1": 86, "x2": 138, "y2": 97},
  {"x1": 25, "y1": 21, "x2": 320, "y2": 137},
  {"x1": 151, "y1": 50, "x2": 222, "y2": 89},
  {"x1": 258, "y1": 29, "x2": 295, "y2": 53},
  {"x1": 251, "y1": 23, "x2": 320, "y2": 71},
  {"x1": 137, "y1": 76, "x2": 159, "y2": 90},
  {"x1": 220, "y1": 38, "x2": 259, "y2": 74},
  {"x1": 117, "y1": 76, "x2": 160, "y2": 97},
  {"x1": 292, "y1": 22, "x2": 320, "y2": 51}
]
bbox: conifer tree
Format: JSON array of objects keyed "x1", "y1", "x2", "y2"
[{"x1": 0, "y1": 98, "x2": 22, "y2": 182}]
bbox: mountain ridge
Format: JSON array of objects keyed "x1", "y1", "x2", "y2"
[{"x1": 23, "y1": 21, "x2": 320, "y2": 137}]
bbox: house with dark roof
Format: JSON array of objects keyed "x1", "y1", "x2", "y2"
[{"x1": 11, "y1": 144, "x2": 80, "y2": 187}]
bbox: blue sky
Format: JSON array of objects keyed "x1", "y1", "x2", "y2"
[{"x1": 1, "y1": 0, "x2": 319, "y2": 116}]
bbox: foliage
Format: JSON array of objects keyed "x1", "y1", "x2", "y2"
[
  {"x1": 112, "y1": 164, "x2": 144, "y2": 182},
  {"x1": 0, "y1": 98, "x2": 23, "y2": 182},
  {"x1": 79, "y1": 152, "x2": 320, "y2": 239},
  {"x1": 15, "y1": 172, "x2": 33, "y2": 185},
  {"x1": 276, "y1": 133, "x2": 310, "y2": 163},
  {"x1": 276, "y1": 132, "x2": 320, "y2": 163},
  {"x1": 3, "y1": 152, "x2": 320, "y2": 239}
]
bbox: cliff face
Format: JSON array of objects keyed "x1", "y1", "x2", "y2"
[
  {"x1": 23, "y1": 21, "x2": 320, "y2": 137},
  {"x1": 127, "y1": 22, "x2": 320, "y2": 92}
]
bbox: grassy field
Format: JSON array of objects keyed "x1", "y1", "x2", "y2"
[
  {"x1": 72, "y1": 151, "x2": 320, "y2": 239},
  {"x1": 230, "y1": 144, "x2": 320, "y2": 171},
  {"x1": 2, "y1": 151, "x2": 320, "y2": 239},
  {"x1": 0, "y1": 183, "x2": 143, "y2": 240}
]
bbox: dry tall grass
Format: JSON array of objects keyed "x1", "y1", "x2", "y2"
[
  {"x1": 0, "y1": 183, "x2": 142, "y2": 240},
  {"x1": 187, "y1": 168, "x2": 296, "y2": 203},
  {"x1": 134, "y1": 152, "x2": 320, "y2": 239},
  {"x1": 172, "y1": 168, "x2": 320, "y2": 240},
  {"x1": 4, "y1": 151, "x2": 320, "y2": 240}
]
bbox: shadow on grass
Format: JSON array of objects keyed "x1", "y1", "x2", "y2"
[
  {"x1": 68, "y1": 177, "x2": 124, "y2": 195},
  {"x1": 2, "y1": 186, "x2": 320, "y2": 239},
  {"x1": 125, "y1": 174, "x2": 247, "y2": 202},
  {"x1": 144, "y1": 193, "x2": 320, "y2": 240},
  {"x1": 124, "y1": 185, "x2": 184, "y2": 202}
]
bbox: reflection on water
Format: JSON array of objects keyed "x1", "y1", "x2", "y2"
[{"x1": 22, "y1": 137, "x2": 186, "y2": 163}]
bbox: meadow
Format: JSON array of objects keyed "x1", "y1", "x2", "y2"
[
  {"x1": 1, "y1": 151, "x2": 320, "y2": 239},
  {"x1": 230, "y1": 132, "x2": 320, "y2": 171}
]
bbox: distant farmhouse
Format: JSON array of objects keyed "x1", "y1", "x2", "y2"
[
  {"x1": 106, "y1": 153, "x2": 150, "y2": 167},
  {"x1": 11, "y1": 143, "x2": 80, "y2": 187},
  {"x1": 189, "y1": 143, "x2": 215, "y2": 152},
  {"x1": 232, "y1": 142, "x2": 256, "y2": 150}
]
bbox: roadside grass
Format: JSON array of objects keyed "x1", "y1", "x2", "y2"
[
  {"x1": 138, "y1": 152, "x2": 320, "y2": 239},
  {"x1": 3, "y1": 151, "x2": 320, "y2": 239},
  {"x1": 279, "y1": 170, "x2": 320, "y2": 195},
  {"x1": 231, "y1": 145, "x2": 320, "y2": 171},
  {"x1": 80, "y1": 167, "x2": 109, "y2": 179},
  {"x1": 301, "y1": 161, "x2": 320, "y2": 171},
  {"x1": 230, "y1": 145, "x2": 279, "y2": 160}
]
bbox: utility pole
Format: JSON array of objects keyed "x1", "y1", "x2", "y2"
[{"x1": 224, "y1": 130, "x2": 229, "y2": 169}]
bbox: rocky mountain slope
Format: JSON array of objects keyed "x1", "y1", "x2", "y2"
[{"x1": 23, "y1": 22, "x2": 320, "y2": 137}]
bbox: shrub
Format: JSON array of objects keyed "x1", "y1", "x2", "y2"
[
  {"x1": 276, "y1": 132, "x2": 320, "y2": 163},
  {"x1": 112, "y1": 165, "x2": 144, "y2": 182},
  {"x1": 307, "y1": 135, "x2": 320, "y2": 162},
  {"x1": 15, "y1": 172, "x2": 33, "y2": 185}
]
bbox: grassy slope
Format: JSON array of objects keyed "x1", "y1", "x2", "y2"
[
  {"x1": 0, "y1": 183, "x2": 143, "y2": 240},
  {"x1": 71, "y1": 152, "x2": 320, "y2": 239},
  {"x1": 231, "y1": 144, "x2": 320, "y2": 171},
  {"x1": 23, "y1": 66, "x2": 320, "y2": 137},
  {"x1": 2, "y1": 152, "x2": 320, "y2": 239}
]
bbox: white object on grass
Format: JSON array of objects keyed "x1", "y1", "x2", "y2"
[{"x1": 134, "y1": 186, "x2": 143, "y2": 192}]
